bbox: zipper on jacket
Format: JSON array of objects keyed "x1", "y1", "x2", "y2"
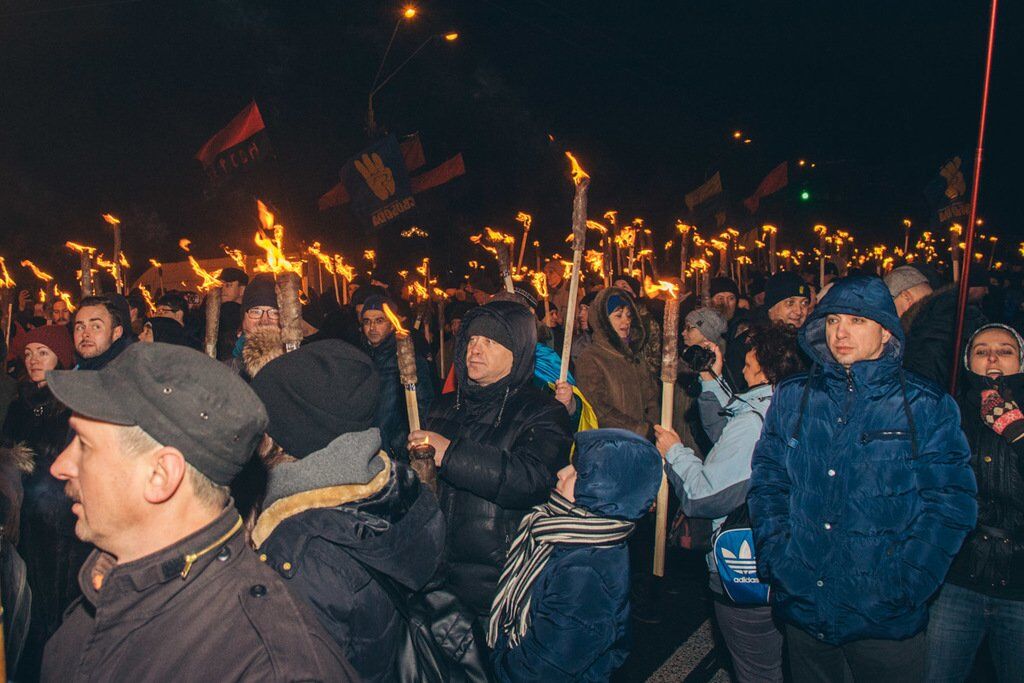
[{"x1": 181, "y1": 515, "x2": 243, "y2": 580}]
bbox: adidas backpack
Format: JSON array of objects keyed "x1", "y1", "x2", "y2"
[{"x1": 712, "y1": 504, "x2": 771, "y2": 606}]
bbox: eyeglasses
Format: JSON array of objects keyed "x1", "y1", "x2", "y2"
[{"x1": 245, "y1": 307, "x2": 280, "y2": 320}]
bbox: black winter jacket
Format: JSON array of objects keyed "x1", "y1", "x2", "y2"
[
  {"x1": 3, "y1": 382, "x2": 91, "y2": 681},
  {"x1": 252, "y1": 441, "x2": 445, "y2": 683},
  {"x1": 902, "y1": 285, "x2": 986, "y2": 389},
  {"x1": 426, "y1": 301, "x2": 573, "y2": 615},
  {"x1": 947, "y1": 328, "x2": 1024, "y2": 600}
]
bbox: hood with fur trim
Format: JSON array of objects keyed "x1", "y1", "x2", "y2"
[{"x1": 588, "y1": 287, "x2": 647, "y2": 361}]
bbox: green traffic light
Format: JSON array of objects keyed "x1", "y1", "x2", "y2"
[{"x1": 800, "y1": 190, "x2": 810, "y2": 201}]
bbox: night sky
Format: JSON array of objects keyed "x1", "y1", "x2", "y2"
[{"x1": 1, "y1": 0, "x2": 1019, "y2": 283}]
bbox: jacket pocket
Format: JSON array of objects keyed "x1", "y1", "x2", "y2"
[{"x1": 859, "y1": 430, "x2": 913, "y2": 461}]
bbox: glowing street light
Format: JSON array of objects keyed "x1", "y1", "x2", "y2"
[
  {"x1": 403, "y1": 6, "x2": 417, "y2": 19},
  {"x1": 444, "y1": 32, "x2": 459, "y2": 41}
]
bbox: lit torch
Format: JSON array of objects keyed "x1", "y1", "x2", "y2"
[
  {"x1": 814, "y1": 224, "x2": 828, "y2": 286},
  {"x1": 560, "y1": 151, "x2": 590, "y2": 382},
  {"x1": 652, "y1": 278, "x2": 680, "y2": 578},
  {"x1": 102, "y1": 213, "x2": 124, "y2": 294},
  {"x1": 382, "y1": 302, "x2": 437, "y2": 494},
  {"x1": 515, "y1": 212, "x2": 533, "y2": 271},
  {"x1": 187, "y1": 255, "x2": 224, "y2": 358},
  {"x1": 252, "y1": 200, "x2": 304, "y2": 352},
  {"x1": 763, "y1": 224, "x2": 778, "y2": 275},
  {"x1": 471, "y1": 227, "x2": 517, "y2": 294},
  {"x1": 66, "y1": 242, "x2": 97, "y2": 297},
  {"x1": 0, "y1": 256, "x2": 16, "y2": 342}
]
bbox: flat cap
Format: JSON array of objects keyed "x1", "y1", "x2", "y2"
[{"x1": 47, "y1": 342, "x2": 268, "y2": 485}]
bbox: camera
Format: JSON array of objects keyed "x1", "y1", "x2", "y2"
[{"x1": 682, "y1": 344, "x2": 716, "y2": 373}]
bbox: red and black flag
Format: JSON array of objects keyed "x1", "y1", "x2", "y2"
[{"x1": 195, "y1": 101, "x2": 271, "y2": 186}]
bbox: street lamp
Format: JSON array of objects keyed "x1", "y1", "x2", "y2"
[
  {"x1": 366, "y1": 30, "x2": 459, "y2": 136},
  {"x1": 367, "y1": 6, "x2": 418, "y2": 135}
]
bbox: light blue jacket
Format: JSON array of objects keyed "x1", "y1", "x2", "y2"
[{"x1": 665, "y1": 381, "x2": 771, "y2": 583}]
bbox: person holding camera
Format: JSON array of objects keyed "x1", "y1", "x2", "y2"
[{"x1": 654, "y1": 324, "x2": 805, "y2": 683}]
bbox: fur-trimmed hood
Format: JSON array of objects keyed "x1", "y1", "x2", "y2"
[
  {"x1": 242, "y1": 326, "x2": 285, "y2": 378},
  {"x1": 588, "y1": 287, "x2": 647, "y2": 361}
]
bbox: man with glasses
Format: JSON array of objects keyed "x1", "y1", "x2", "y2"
[{"x1": 225, "y1": 274, "x2": 280, "y2": 381}]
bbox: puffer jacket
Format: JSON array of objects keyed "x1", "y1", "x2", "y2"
[
  {"x1": 491, "y1": 429, "x2": 662, "y2": 682},
  {"x1": 425, "y1": 301, "x2": 573, "y2": 615},
  {"x1": 748, "y1": 275, "x2": 977, "y2": 644},
  {"x1": 363, "y1": 332, "x2": 436, "y2": 459},
  {"x1": 252, "y1": 431, "x2": 445, "y2": 683},
  {"x1": 575, "y1": 288, "x2": 659, "y2": 437},
  {"x1": 902, "y1": 284, "x2": 986, "y2": 389},
  {"x1": 946, "y1": 323, "x2": 1024, "y2": 600}
]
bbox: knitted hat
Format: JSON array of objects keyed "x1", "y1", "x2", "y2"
[
  {"x1": 465, "y1": 313, "x2": 514, "y2": 351},
  {"x1": 764, "y1": 272, "x2": 810, "y2": 311},
  {"x1": 606, "y1": 293, "x2": 630, "y2": 315},
  {"x1": 884, "y1": 266, "x2": 930, "y2": 297},
  {"x1": 250, "y1": 340, "x2": 380, "y2": 458},
  {"x1": 710, "y1": 277, "x2": 739, "y2": 298},
  {"x1": 220, "y1": 267, "x2": 249, "y2": 286},
  {"x1": 360, "y1": 295, "x2": 397, "y2": 316},
  {"x1": 12, "y1": 324, "x2": 75, "y2": 370},
  {"x1": 684, "y1": 308, "x2": 727, "y2": 348},
  {"x1": 241, "y1": 274, "x2": 278, "y2": 313}
]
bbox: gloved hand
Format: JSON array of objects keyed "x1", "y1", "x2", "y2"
[{"x1": 981, "y1": 389, "x2": 1024, "y2": 443}]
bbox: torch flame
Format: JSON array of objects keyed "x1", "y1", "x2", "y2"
[
  {"x1": 762, "y1": 224, "x2": 778, "y2": 236},
  {"x1": 54, "y1": 285, "x2": 76, "y2": 313},
  {"x1": 565, "y1": 151, "x2": 590, "y2": 185},
  {"x1": 252, "y1": 200, "x2": 301, "y2": 274},
  {"x1": 814, "y1": 224, "x2": 828, "y2": 237},
  {"x1": 585, "y1": 220, "x2": 607, "y2": 234},
  {"x1": 307, "y1": 242, "x2": 335, "y2": 274},
  {"x1": 66, "y1": 241, "x2": 97, "y2": 256},
  {"x1": 188, "y1": 255, "x2": 223, "y2": 292},
  {"x1": 138, "y1": 284, "x2": 157, "y2": 315},
  {"x1": 0, "y1": 257, "x2": 16, "y2": 288},
  {"x1": 676, "y1": 221, "x2": 692, "y2": 235},
  {"x1": 643, "y1": 277, "x2": 679, "y2": 300},
  {"x1": 222, "y1": 246, "x2": 247, "y2": 271},
  {"x1": 149, "y1": 258, "x2": 163, "y2": 269},
  {"x1": 416, "y1": 258, "x2": 430, "y2": 278},
  {"x1": 102, "y1": 213, "x2": 121, "y2": 226},
  {"x1": 119, "y1": 252, "x2": 130, "y2": 268},
  {"x1": 531, "y1": 271, "x2": 548, "y2": 299},
  {"x1": 603, "y1": 210, "x2": 617, "y2": 225},
  {"x1": 20, "y1": 260, "x2": 54, "y2": 282},
  {"x1": 179, "y1": 238, "x2": 192, "y2": 252},
  {"x1": 381, "y1": 302, "x2": 408, "y2": 337},
  {"x1": 515, "y1": 212, "x2": 533, "y2": 231},
  {"x1": 334, "y1": 255, "x2": 355, "y2": 281}
]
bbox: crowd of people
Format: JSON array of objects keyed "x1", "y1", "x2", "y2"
[{"x1": 1, "y1": 255, "x2": 1022, "y2": 682}]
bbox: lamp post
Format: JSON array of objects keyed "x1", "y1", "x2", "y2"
[{"x1": 366, "y1": 19, "x2": 459, "y2": 137}]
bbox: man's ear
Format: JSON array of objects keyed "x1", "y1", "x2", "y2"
[
  {"x1": 143, "y1": 447, "x2": 188, "y2": 504},
  {"x1": 112, "y1": 325, "x2": 124, "y2": 342},
  {"x1": 881, "y1": 328, "x2": 893, "y2": 345}
]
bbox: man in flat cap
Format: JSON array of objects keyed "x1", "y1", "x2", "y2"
[{"x1": 40, "y1": 342, "x2": 357, "y2": 682}]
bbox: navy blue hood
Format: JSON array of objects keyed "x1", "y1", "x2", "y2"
[
  {"x1": 800, "y1": 275, "x2": 904, "y2": 368},
  {"x1": 572, "y1": 428, "x2": 662, "y2": 520}
]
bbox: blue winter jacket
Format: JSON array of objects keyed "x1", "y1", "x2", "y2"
[
  {"x1": 491, "y1": 429, "x2": 662, "y2": 682},
  {"x1": 748, "y1": 275, "x2": 977, "y2": 645}
]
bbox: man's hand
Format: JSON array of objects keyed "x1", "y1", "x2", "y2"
[
  {"x1": 407, "y1": 430, "x2": 451, "y2": 467},
  {"x1": 699, "y1": 342, "x2": 724, "y2": 382},
  {"x1": 554, "y1": 380, "x2": 576, "y2": 413},
  {"x1": 653, "y1": 424, "x2": 681, "y2": 458},
  {"x1": 981, "y1": 389, "x2": 1024, "y2": 443}
]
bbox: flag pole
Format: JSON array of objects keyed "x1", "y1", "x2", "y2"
[{"x1": 950, "y1": 0, "x2": 998, "y2": 396}]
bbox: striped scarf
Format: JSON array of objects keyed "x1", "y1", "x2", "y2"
[{"x1": 487, "y1": 491, "x2": 635, "y2": 649}]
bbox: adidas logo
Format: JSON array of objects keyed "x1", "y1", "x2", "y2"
[{"x1": 721, "y1": 540, "x2": 758, "y2": 576}]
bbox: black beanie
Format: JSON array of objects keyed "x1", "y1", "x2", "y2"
[
  {"x1": 764, "y1": 271, "x2": 810, "y2": 311},
  {"x1": 220, "y1": 267, "x2": 249, "y2": 286},
  {"x1": 466, "y1": 314, "x2": 514, "y2": 352},
  {"x1": 710, "y1": 276, "x2": 740, "y2": 298},
  {"x1": 241, "y1": 274, "x2": 278, "y2": 312},
  {"x1": 250, "y1": 340, "x2": 380, "y2": 458}
]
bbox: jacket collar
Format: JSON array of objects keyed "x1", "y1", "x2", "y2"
[
  {"x1": 726, "y1": 383, "x2": 773, "y2": 416},
  {"x1": 252, "y1": 454, "x2": 392, "y2": 548},
  {"x1": 78, "y1": 506, "x2": 244, "y2": 615}
]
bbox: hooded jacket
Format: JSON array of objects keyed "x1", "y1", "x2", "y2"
[
  {"x1": 424, "y1": 300, "x2": 573, "y2": 615},
  {"x1": 491, "y1": 429, "x2": 662, "y2": 683},
  {"x1": 251, "y1": 430, "x2": 445, "y2": 683},
  {"x1": 946, "y1": 323, "x2": 1024, "y2": 599},
  {"x1": 748, "y1": 275, "x2": 977, "y2": 644},
  {"x1": 575, "y1": 288, "x2": 659, "y2": 436}
]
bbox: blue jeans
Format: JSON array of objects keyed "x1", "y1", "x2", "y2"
[{"x1": 925, "y1": 582, "x2": 1024, "y2": 682}]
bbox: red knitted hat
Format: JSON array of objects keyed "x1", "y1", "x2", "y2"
[{"x1": 12, "y1": 324, "x2": 75, "y2": 370}]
